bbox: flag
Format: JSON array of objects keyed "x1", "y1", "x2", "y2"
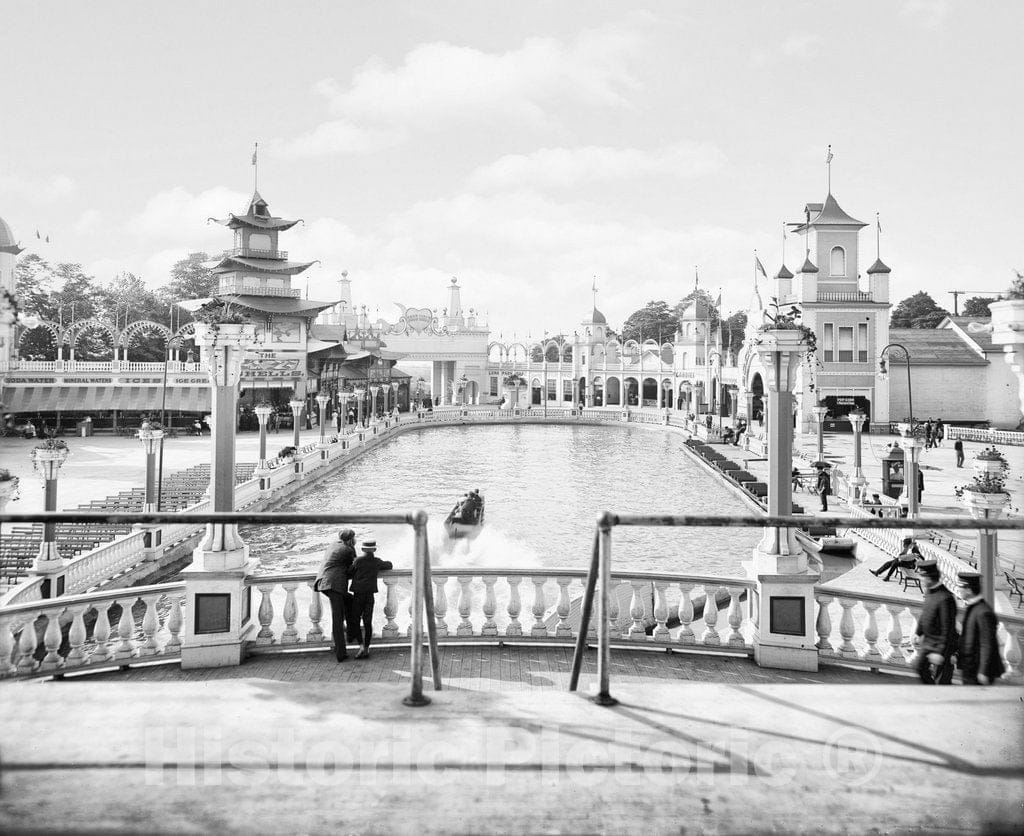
[
  {"x1": 877, "y1": 215, "x2": 882, "y2": 234},
  {"x1": 36, "y1": 230, "x2": 40, "y2": 239},
  {"x1": 714, "y1": 292, "x2": 722, "y2": 308},
  {"x1": 755, "y1": 255, "x2": 767, "y2": 278},
  {"x1": 826, "y1": 145, "x2": 833, "y2": 163},
  {"x1": 252, "y1": 142, "x2": 258, "y2": 166},
  {"x1": 45, "y1": 235, "x2": 49, "y2": 243}
]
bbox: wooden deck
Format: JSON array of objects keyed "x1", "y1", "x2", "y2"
[{"x1": 73, "y1": 644, "x2": 905, "y2": 687}]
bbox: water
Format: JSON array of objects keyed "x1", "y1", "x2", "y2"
[{"x1": 244, "y1": 424, "x2": 758, "y2": 577}]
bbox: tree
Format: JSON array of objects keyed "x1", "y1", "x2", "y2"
[
  {"x1": 673, "y1": 289, "x2": 720, "y2": 331},
  {"x1": 620, "y1": 300, "x2": 679, "y2": 344},
  {"x1": 157, "y1": 252, "x2": 216, "y2": 306},
  {"x1": 962, "y1": 296, "x2": 995, "y2": 317},
  {"x1": 721, "y1": 310, "x2": 748, "y2": 357},
  {"x1": 890, "y1": 291, "x2": 950, "y2": 329}
]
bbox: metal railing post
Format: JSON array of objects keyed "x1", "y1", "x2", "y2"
[
  {"x1": 421, "y1": 526, "x2": 443, "y2": 691},
  {"x1": 594, "y1": 513, "x2": 617, "y2": 706},
  {"x1": 569, "y1": 528, "x2": 600, "y2": 692},
  {"x1": 403, "y1": 510, "x2": 431, "y2": 706}
]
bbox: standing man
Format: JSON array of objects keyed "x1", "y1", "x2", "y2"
[
  {"x1": 913, "y1": 560, "x2": 957, "y2": 684},
  {"x1": 917, "y1": 468, "x2": 925, "y2": 507},
  {"x1": 954, "y1": 437, "x2": 965, "y2": 468},
  {"x1": 334, "y1": 406, "x2": 342, "y2": 435},
  {"x1": 349, "y1": 541, "x2": 394, "y2": 659},
  {"x1": 956, "y1": 571, "x2": 1005, "y2": 685},
  {"x1": 315, "y1": 529, "x2": 357, "y2": 662},
  {"x1": 816, "y1": 466, "x2": 832, "y2": 512}
]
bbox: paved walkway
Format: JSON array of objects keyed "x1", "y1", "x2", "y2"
[{"x1": 1, "y1": 673, "x2": 1020, "y2": 834}]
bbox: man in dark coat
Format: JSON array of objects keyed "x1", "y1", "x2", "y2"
[
  {"x1": 816, "y1": 467, "x2": 832, "y2": 512},
  {"x1": 914, "y1": 560, "x2": 957, "y2": 684},
  {"x1": 315, "y1": 529, "x2": 357, "y2": 661},
  {"x1": 349, "y1": 541, "x2": 394, "y2": 659},
  {"x1": 956, "y1": 571, "x2": 1005, "y2": 685}
]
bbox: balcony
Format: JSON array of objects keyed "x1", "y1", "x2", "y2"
[
  {"x1": 216, "y1": 280, "x2": 301, "y2": 298},
  {"x1": 818, "y1": 290, "x2": 874, "y2": 303},
  {"x1": 223, "y1": 246, "x2": 287, "y2": 260}
]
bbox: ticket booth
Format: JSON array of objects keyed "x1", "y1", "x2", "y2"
[{"x1": 881, "y1": 442, "x2": 905, "y2": 500}]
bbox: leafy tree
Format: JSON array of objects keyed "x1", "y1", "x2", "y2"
[
  {"x1": 721, "y1": 310, "x2": 748, "y2": 356},
  {"x1": 99, "y1": 272, "x2": 168, "y2": 360},
  {"x1": 962, "y1": 296, "x2": 995, "y2": 317},
  {"x1": 890, "y1": 291, "x2": 950, "y2": 329},
  {"x1": 673, "y1": 289, "x2": 720, "y2": 331},
  {"x1": 620, "y1": 300, "x2": 679, "y2": 344},
  {"x1": 158, "y1": 252, "x2": 216, "y2": 307}
]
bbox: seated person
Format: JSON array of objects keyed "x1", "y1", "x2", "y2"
[
  {"x1": 791, "y1": 468, "x2": 805, "y2": 491},
  {"x1": 722, "y1": 426, "x2": 735, "y2": 444},
  {"x1": 863, "y1": 493, "x2": 883, "y2": 515},
  {"x1": 872, "y1": 537, "x2": 922, "y2": 580}
]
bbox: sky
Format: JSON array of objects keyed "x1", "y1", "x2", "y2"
[{"x1": 2, "y1": 0, "x2": 1022, "y2": 337}]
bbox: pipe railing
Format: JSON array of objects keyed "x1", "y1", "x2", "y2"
[{"x1": 570, "y1": 511, "x2": 1024, "y2": 706}]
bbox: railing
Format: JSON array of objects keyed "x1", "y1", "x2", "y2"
[
  {"x1": 217, "y1": 281, "x2": 301, "y2": 298},
  {"x1": 119, "y1": 361, "x2": 168, "y2": 372},
  {"x1": 223, "y1": 246, "x2": 288, "y2": 260},
  {"x1": 817, "y1": 290, "x2": 874, "y2": 303},
  {"x1": 1, "y1": 360, "x2": 210, "y2": 374},
  {"x1": 947, "y1": 426, "x2": 1024, "y2": 446}
]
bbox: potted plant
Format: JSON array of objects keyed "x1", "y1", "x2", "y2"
[
  {"x1": 191, "y1": 300, "x2": 255, "y2": 346},
  {"x1": 31, "y1": 437, "x2": 70, "y2": 477},
  {"x1": 973, "y1": 446, "x2": 1009, "y2": 479},
  {"x1": 956, "y1": 467, "x2": 1010, "y2": 517},
  {"x1": 277, "y1": 445, "x2": 297, "y2": 461},
  {"x1": 756, "y1": 297, "x2": 818, "y2": 358}
]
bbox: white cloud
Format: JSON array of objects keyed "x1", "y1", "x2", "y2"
[
  {"x1": 73, "y1": 209, "x2": 103, "y2": 235},
  {"x1": 123, "y1": 185, "x2": 249, "y2": 241},
  {"x1": 781, "y1": 33, "x2": 823, "y2": 56},
  {"x1": 900, "y1": 0, "x2": 951, "y2": 29},
  {"x1": 466, "y1": 144, "x2": 726, "y2": 191},
  {"x1": 279, "y1": 15, "x2": 651, "y2": 156},
  {"x1": 0, "y1": 171, "x2": 77, "y2": 204}
]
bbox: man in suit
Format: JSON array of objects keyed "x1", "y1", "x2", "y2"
[
  {"x1": 956, "y1": 571, "x2": 1005, "y2": 685},
  {"x1": 315, "y1": 529, "x2": 357, "y2": 661},
  {"x1": 349, "y1": 541, "x2": 394, "y2": 659},
  {"x1": 816, "y1": 466, "x2": 832, "y2": 512},
  {"x1": 913, "y1": 560, "x2": 957, "y2": 684}
]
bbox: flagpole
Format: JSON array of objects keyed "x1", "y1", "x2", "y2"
[
  {"x1": 252, "y1": 141, "x2": 259, "y2": 192},
  {"x1": 876, "y1": 212, "x2": 881, "y2": 260}
]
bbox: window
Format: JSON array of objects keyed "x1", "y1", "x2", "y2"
[
  {"x1": 829, "y1": 246, "x2": 846, "y2": 277},
  {"x1": 857, "y1": 323, "x2": 868, "y2": 363},
  {"x1": 838, "y1": 327, "x2": 854, "y2": 362},
  {"x1": 547, "y1": 379, "x2": 557, "y2": 400},
  {"x1": 823, "y1": 324, "x2": 835, "y2": 362},
  {"x1": 563, "y1": 380, "x2": 573, "y2": 401},
  {"x1": 489, "y1": 376, "x2": 498, "y2": 396}
]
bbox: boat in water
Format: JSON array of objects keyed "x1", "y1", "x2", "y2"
[{"x1": 444, "y1": 493, "x2": 485, "y2": 539}]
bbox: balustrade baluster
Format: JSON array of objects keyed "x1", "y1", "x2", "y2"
[
  {"x1": 607, "y1": 579, "x2": 621, "y2": 639},
  {"x1": 838, "y1": 599, "x2": 857, "y2": 657},
  {"x1": 531, "y1": 577, "x2": 549, "y2": 637},
  {"x1": 505, "y1": 576, "x2": 523, "y2": 637},
  {"x1": 677, "y1": 584, "x2": 694, "y2": 644},
  {"x1": 701, "y1": 586, "x2": 720, "y2": 645},
  {"x1": 307, "y1": 581, "x2": 325, "y2": 642},
  {"x1": 1000, "y1": 624, "x2": 1022, "y2": 680},
  {"x1": 0, "y1": 619, "x2": 17, "y2": 676},
  {"x1": 814, "y1": 594, "x2": 834, "y2": 654},
  {"x1": 862, "y1": 602, "x2": 883, "y2": 660},
  {"x1": 65, "y1": 602, "x2": 88, "y2": 667},
  {"x1": 628, "y1": 581, "x2": 646, "y2": 640},
  {"x1": 481, "y1": 577, "x2": 498, "y2": 636},
  {"x1": 256, "y1": 584, "x2": 276, "y2": 645},
  {"x1": 726, "y1": 587, "x2": 744, "y2": 646},
  {"x1": 91, "y1": 603, "x2": 113, "y2": 663},
  {"x1": 140, "y1": 595, "x2": 160, "y2": 656},
  {"x1": 381, "y1": 577, "x2": 399, "y2": 639},
  {"x1": 114, "y1": 598, "x2": 138, "y2": 660},
  {"x1": 41, "y1": 610, "x2": 64, "y2": 670},
  {"x1": 884, "y1": 603, "x2": 906, "y2": 664},
  {"x1": 555, "y1": 578, "x2": 573, "y2": 638},
  {"x1": 457, "y1": 576, "x2": 474, "y2": 636},
  {"x1": 166, "y1": 593, "x2": 183, "y2": 652},
  {"x1": 281, "y1": 582, "x2": 299, "y2": 643},
  {"x1": 15, "y1": 616, "x2": 39, "y2": 674},
  {"x1": 652, "y1": 581, "x2": 670, "y2": 641},
  {"x1": 433, "y1": 575, "x2": 450, "y2": 637}
]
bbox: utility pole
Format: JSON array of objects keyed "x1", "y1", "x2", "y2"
[{"x1": 947, "y1": 290, "x2": 1005, "y2": 316}]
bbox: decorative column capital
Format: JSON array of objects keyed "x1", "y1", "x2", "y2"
[
  {"x1": 192, "y1": 322, "x2": 257, "y2": 387},
  {"x1": 754, "y1": 328, "x2": 808, "y2": 393}
]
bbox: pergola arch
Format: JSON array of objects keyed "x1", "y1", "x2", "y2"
[
  {"x1": 61, "y1": 318, "x2": 117, "y2": 347},
  {"x1": 16, "y1": 320, "x2": 61, "y2": 359},
  {"x1": 487, "y1": 342, "x2": 506, "y2": 363},
  {"x1": 605, "y1": 376, "x2": 621, "y2": 406},
  {"x1": 118, "y1": 319, "x2": 171, "y2": 348}
]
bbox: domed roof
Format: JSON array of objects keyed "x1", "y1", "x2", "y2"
[
  {"x1": 774, "y1": 264, "x2": 794, "y2": 280},
  {"x1": 591, "y1": 307, "x2": 607, "y2": 324},
  {"x1": 799, "y1": 256, "x2": 819, "y2": 274},
  {"x1": 0, "y1": 214, "x2": 23, "y2": 254},
  {"x1": 866, "y1": 258, "x2": 891, "y2": 274}
]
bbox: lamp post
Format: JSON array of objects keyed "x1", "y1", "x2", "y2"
[
  {"x1": 391, "y1": 381, "x2": 400, "y2": 415},
  {"x1": 355, "y1": 387, "x2": 366, "y2": 427},
  {"x1": 316, "y1": 393, "x2": 329, "y2": 442},
  {"x1": 30, "y1": 441, "x2": 70, "y2": 585},
  {"x1": 254, "y1": 403, "x2": 272, "y2": 479},
  {"x1": 288, "y1": 396, "x2": 303, "y2": 448},
  {"x1": 707, "y1": 350, "x2": 722, "y2": 428},
  {"x1": 878, "y1": 343, "x2": 918, "y2": 517},
  {"x1": 415, "y1": 377, "x2": 424, "y2": 412},
  {"x1": 847, "y1": 406, "x2": 868, "y2": 504},
  {"x1": 137, "y1": 421, "x2": 165, "y2": 513},
  {"x1": 369, "y1": 385, "x2": 381, "y2": 423},
  {"x1": 811, "y1": 400, "x2": 829, "y2": 465}
]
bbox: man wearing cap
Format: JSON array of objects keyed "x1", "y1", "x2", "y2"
[
  {"x1": 315, "y1": 529, "x2": 357, "y2": 662},
  {"x1": 815, "y1": 466, "x2": 832, "y2": 512},
  {"x1": 913, "y1": 560, "x2": 957, "y2": 684},
  {"x1": 956, "y1": 571, "x2": 1005, "y2": 685},
  {"x1": 872, "y1": 537, "x2": 922, "y2": 581},
  {"x1": 349, "y1": 541, "x2": 394, "y2": 659}
]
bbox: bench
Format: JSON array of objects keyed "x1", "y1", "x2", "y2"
[
  {"x1": 896, "y1": 563, "x2": 923, "y2": 593},
  {"x1": 1005, "y1": 572, "x2": 1024, "y2": 606}
]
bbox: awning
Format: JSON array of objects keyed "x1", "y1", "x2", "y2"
[{"x1": 2, "y1": 386, "x2": 211, "y2": 413}]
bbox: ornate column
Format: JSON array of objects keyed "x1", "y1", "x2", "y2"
[
  {"x1": 964, "y1": 454, "x2": 1011, "y2": 606},
  {"x1": 897, "y1": 424, "x2": 921, "y2": 518},
  {"x1": 355, "y1": 387, "x2": 366, "y2": 427},
  {"x1": 848, "y1": 406, "x2": 867, "y2": 504},
  {"x1": 750, "y1": 327, "x2": 819, "y2": 672},
  {"x1": 811, "y1": 401, "x2": 828, "y2": 465},
  {"x1": 137, "y1": 421, "x2": 164, "y2": 513},
  {"x1": 369, "y1": 385, "x2": 381, "y2": 423},
  {"x1": 254, "y1": 403, "x2": 273, "y2": 490},
  {"x1": 990, "y1": 298, "x2": 1024, "y2": 417},
  {"x1": 181, "y1": 319, "x2": 257, "y2": 669},
  {"x1": 289, "y1": 397, "x2": 303, "y2": 449},
  {"x1": 316, "y1": 393, "x2": 330, "y2": 459},
  {"x1": 30, "y1": 441, "x2": 70, "y2": 596}
]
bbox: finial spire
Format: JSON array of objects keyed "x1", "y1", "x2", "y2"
[
  {"x1": 694, "y1": 266, "x2": 699, "y2": 290},
  {"x1": 826, "y1": 144, "x2": 834, "y2": 193},
  {"x1": 876, "y1": 212, "x2": 882, "y2": 260},
  {"x1": 252, "y1": 141, "x2": 259, "y2": 192},
  {"x1": 592, "y1": 275, "x2": 598, "y2": 309},
  {"x1": 782, "y1": 220, "x2": 787, "y2": 264}
]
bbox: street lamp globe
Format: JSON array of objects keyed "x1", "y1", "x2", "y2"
[{"x1": 848, "y1": 406, "x2": 867, "y2": 433}]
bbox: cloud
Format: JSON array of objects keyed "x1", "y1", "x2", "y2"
[
  {"x1": 781, "y1": 33, "x2": 823, "y2": 56},
  {"x1": 278, "y1": 15, "x2": 651, "y2": 157},
  {"x1": 900, "y1": 0, "x2": 951, "y2": 29},
  {"x1": 73, "y1": 209, "x2": 102, "y2": 235},
  {"x1": 123, "y1": 185, "x2": 249, "y2": 241},
  {"x1": 466, "y1": 144, "x2": 726, "y2": 191},
  {"x1": 0, "y1": 171, "x2": 77, "y2": 204}
]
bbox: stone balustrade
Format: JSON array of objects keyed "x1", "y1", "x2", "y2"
[
  {"x1": 946, "y1": 426, "x2": 1024, "y2": 446},
  {"x1": 0, "y1": 581, "x2": 186, "y2": 678},
  {"x1": 246, "y1": 569, "x2": 757, "y2": 655}
]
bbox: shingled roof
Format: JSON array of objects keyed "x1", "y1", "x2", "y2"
[{"x1": 886, "y1": 328, "x2": 987, "y2": 366}]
